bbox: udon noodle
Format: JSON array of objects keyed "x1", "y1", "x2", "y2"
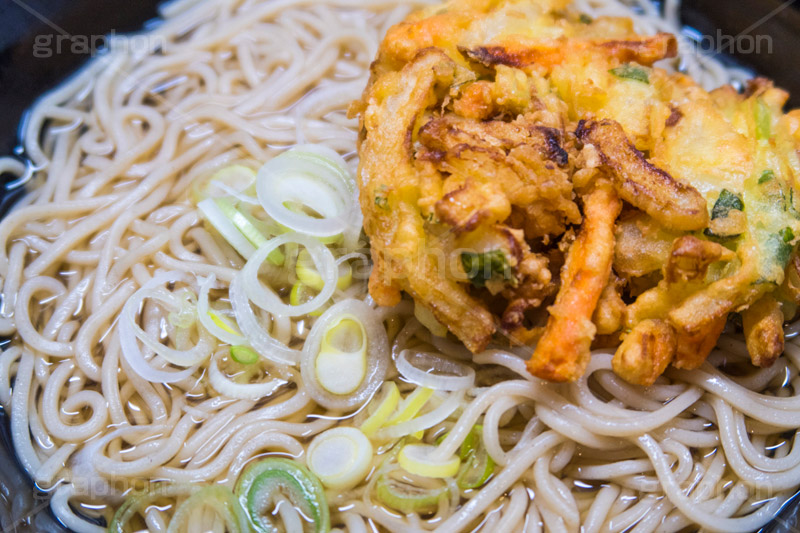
[{"x1": 0, "y1": 0, "x2": 797, "y2": 531}]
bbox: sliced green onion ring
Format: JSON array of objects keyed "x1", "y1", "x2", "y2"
[
  {"x1": 230, "y1": 345, "x2": 259, "y2": 365},
  {"x1": 209, "y1": 312, "x2": 239, "y2": 334},
  {"x1": 376, "y1": 390, "x2": 463, "y2": 441},
  {"x1": 198, "y1": 198, "x2": 257, "y2": 259},
  {"x1": 301, "y1": 299, "x2": 389, "y2": 410},
  {"x1": 167, "y1": 485, "x2": 249, "y2": 533},
  {"x1": 213, "y1": 197, "x2": 284, "y2": 265},
  {"x1": 167, "y1": 288, "x2": 196, "y2": 329},
  {"x1": 296, "y1": 249, "x2": 352, "y2": 292},
  {"x1": 360, "y1": 381, "x2": 401, "y2": 437},
  {"x1": 313, "y1": 314, "x2": 368, "y2": 395},
  {"x1": 191, "y1": 164, "x2": 256, "y2": 204},
  {"x1": 235, "y1": 457, "x2": 330, "y2": 533},
  {"x1": 281, "y1": 203, "x2": 343, "y2": 245},
  {"x1": 458, "y1": 443, "x2": 495, "y2": 490},
  {"x1": 457, "y1": 425, "x2": 495, "y2": 489},
  {"x1": 414, "y1": 302, "x2": 447, "y2": 337},
  {"x1": 396, "y1": 350, "x2": 475, "y2": 391},
  {"x1": 289, "y1": 282, "x2": 324, "y2": 317},
  {"x1": 306, "y1": 427, "x2": 373, "y2": 490},
  {"x1": 398, "y1": 443, "x2": 461, "y2": 478},
  {"x1": 197, "y1": 275, "x2": 247, "y2": 346},
  {"x1": 256, "y1": 145, "x2": 358, "y2": 239},
  {"x1": 387, "y1": 387, "x2": 433, "y2": 426},
  {"x1": 208, "y1": 351, "x2": 287, "y2": 400},
  {"x1": 109, "y1": 483, "x2": 193, "y2": 533},
  {"x1": 214, "y1": 198, "x2": 265, "y2": 246},
  {"x1": 119, "y1": 271, "x2": 212, "y2": 383},
  {"x1": 434, "y1": 425, "x2": 495, "y2": 489},
  {"x1": 241, "y1": 232, "x2": 337, "y2": 318},
  {"x1": 375, "y1": 474, "x2": 448, "y2": 514},
  {"x1": 229, "y1": 275, "x2": 300, "y2": 366},
  {"x1": 210, "y1": 180, "x2": 259, "y2": 204}
]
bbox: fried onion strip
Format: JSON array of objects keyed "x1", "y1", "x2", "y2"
[{"x1": 576, "y1": 119, "x2": 708, "y2": 231}]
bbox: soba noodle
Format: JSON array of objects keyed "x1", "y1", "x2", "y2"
[{"x1": 0, "y1": 0, "x2": 796, "y2": 531}]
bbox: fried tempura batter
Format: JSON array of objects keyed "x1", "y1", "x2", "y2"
[{"x1": 355, "y1": 0, "x2": 800, "y2": 384}]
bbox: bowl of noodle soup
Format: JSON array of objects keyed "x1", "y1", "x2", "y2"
[{"x1": 1, "y1": 0, "x2": 800, "y2": 532}]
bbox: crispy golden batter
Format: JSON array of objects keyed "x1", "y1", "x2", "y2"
[
  {"x1": 781, "y1": 253, "x2": 800, "y2": 305},
  {"x1": 593, "y1": 275, "x2": 626, "y2": 336},
  {"x1": 356, "y1": 0, "x2": 800, "y2": 383},
  {"x1": 614, "y1": 211, "x2": 681, "y2": 279},
  {"x1": 613, "y1": 319, "x2": 676, "y2": 386},
  {"x1": 358, "y1": 49, "x2": 497, "y2": 352},
  {"x1": 663, "y1": 236, "x2": 735, "y2": 284},
  {"x1": 742, "y1": 295, "x2": 784, "y2": 368},
  {"x1": 673, "y1": 316, "x2": 727, "y2": 370},
  {"x1": 417, "y1": 114, "x2": 579, "y2": 239}
]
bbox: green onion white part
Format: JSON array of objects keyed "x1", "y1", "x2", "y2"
[
  {"x1": 375, "y1": 390, "x2": 464, "y2": 441},
  {"x1": 386, "y1": 387, "x2": 433, "y2": 427},
  {"x1": 314, "y1": 315, "x2": 368, "y2": 395},
  {"x1": 375, "y1": 473, "x2": 448, "y2": 514},
  {"x1": 191, "y1": 164, "x2": 257, "y2": 204},
  {"x1": 229, "y1": 274, "x2": 301, "y2": 366},
  {"x1": 359, "y1": 381, "x2": 401, "y2": 437},
  {"x1": 306, "y1": 427, "x2": 373, "y2": 490},
  {"x1": 167, "y1": 485, "x2": 249, "y2": 533},
  {"x1": 198, "y1": 198, "x2": 258, "y2": 259},
  {"x1": 108, "y1": 483, "x2": 195, "y2": 532},
  {"x1": 398, "y1": 443, "x2": 461, "y2": 478},
  {"x1": 256, "y1": 145, "x2": 360, "y2": 244},
  {"x1": 301, "y1": 299, "x2": 389, "y2": 410},
  {"x1": 414, "y1": 301, "x2": 448, "y2": 337},
  {"x1": 296, "y1": 248, "x2": 353, "y2": 292},
  {"x1": 241, "y1": 232, "x2": 337, "y2": 318}
]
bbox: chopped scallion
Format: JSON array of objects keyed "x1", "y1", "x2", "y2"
[
  {"x1": 710, "y1": 189, "x2": 744, "y2": 220},
  {"x1": 214, "y1": 197, "x2": 284, "y2": 265},
  {"x1": 235, "y1": 457, "x2": 329, "y2": 533},
  {"x1": 207, "y1": 310, "x2": 240, "y2": 335},
  {"x1": 460, "y1": 250, "x2": 515, "y2": 288},
  {"x1": 609, "y1": 64, "x2": 649, "y2": 84},
  {"x1": 755, "y1": 98, "x2": 771, "y2": 140},
  {"x1": 375, "y1": 475, "x2": 448, "y2": 514},
  {"x1": 759, "y1": 170, "x2": 775, "y2": 184},
  {"x1": 398, "y1": 443, "x2": 460, "y2": 478},
  {"x1": 296, "y1": 249, "x2": 352, "y2": 291},
  {"x1": 230, "y1": 345, "x2": 259, "y2": 365}
]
